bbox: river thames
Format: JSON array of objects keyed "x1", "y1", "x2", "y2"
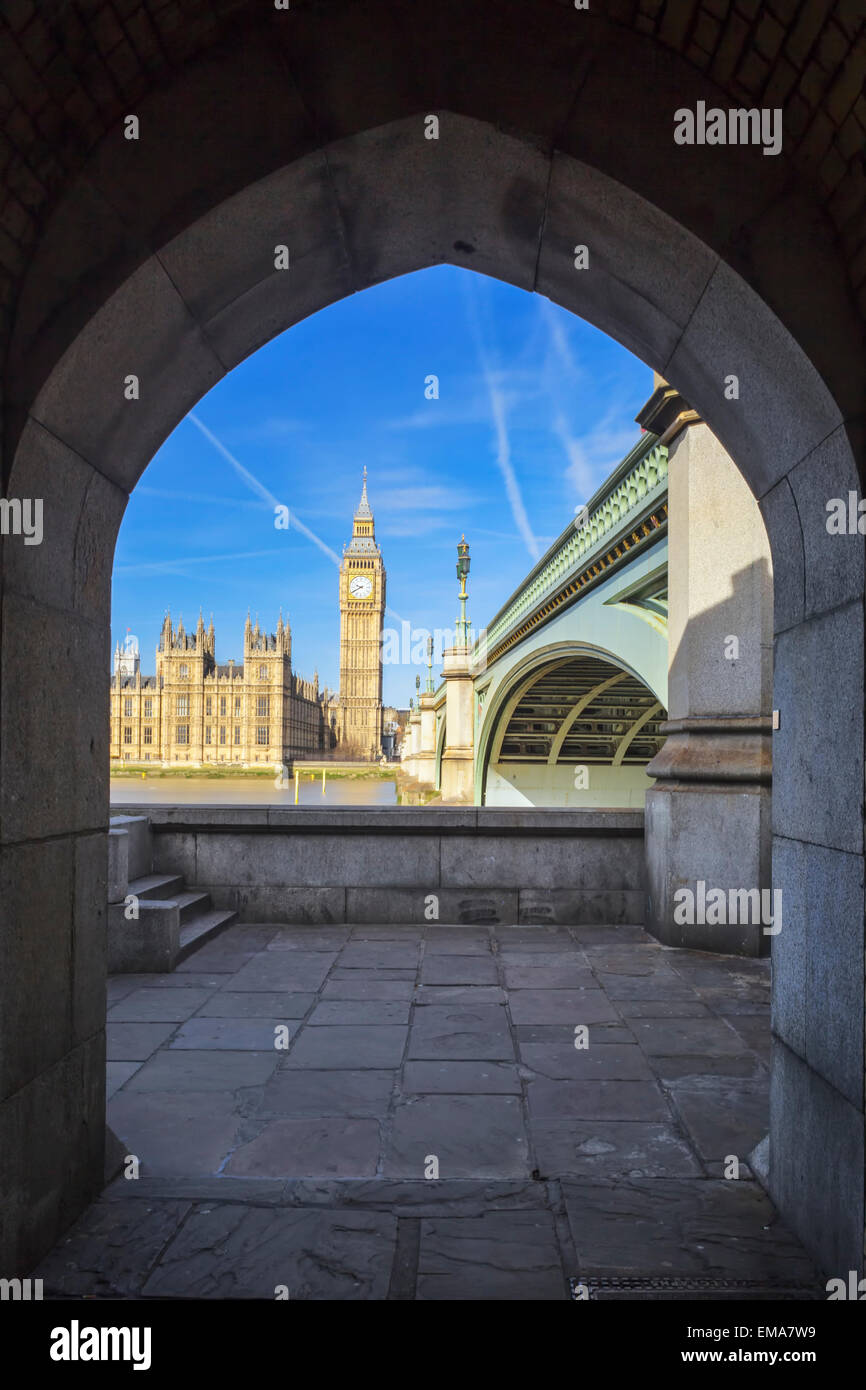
[{"x1": 109, "y1": 774, "x2": 400, "y2": 806}]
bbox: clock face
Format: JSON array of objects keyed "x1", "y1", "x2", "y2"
[{"x1": 349, "y1": 574, "x2": 373, "y2": 599}]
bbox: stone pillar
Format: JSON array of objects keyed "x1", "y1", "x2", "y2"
[
  {"x1": 414, "y1": 693, "x2": 437, "y2": 787},
  {"x1": 403, "y1": 707, "x2": 421, "y2": 779},
  {"x1": 644, "y1": 412, "x2": 774, "y2": 957},
  {"x1": 439, "y1": 645, "x2": 475, "y2": 803}
]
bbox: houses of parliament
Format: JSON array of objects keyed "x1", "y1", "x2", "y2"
[{"x1": 110, "y1": 474, "x2": 387, "y2": 766}]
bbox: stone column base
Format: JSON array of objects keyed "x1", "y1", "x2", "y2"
[
  {"x1": 413, "y1": 752, "x2": 436, "y2": 788},
  {"x1": 440, "y1": 749, "x2": 474, "y2": 804},
  {"x1": 645, "y1": 781, "x2": 772, "y2": 956}
]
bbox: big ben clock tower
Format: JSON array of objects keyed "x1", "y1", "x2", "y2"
[{"x1": 338, "y1": 468, "x2": 385, "y2": 759}]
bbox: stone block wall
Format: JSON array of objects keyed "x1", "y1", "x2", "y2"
[{"x1": 117, "y1": 806, "x2": 646, "y2": 927}]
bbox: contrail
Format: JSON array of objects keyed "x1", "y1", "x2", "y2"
[
  {"x1": 187, "y1": 411, "x2": 409, "y2": 624},
  {"x1": 462, "y1": 279, "x2": 540, "y2": 562},
  {"x1": 188, "y1": 413, "x2": 281, "y2": 509},
  {"x1": 114, "y1": 548, "x2": 284, "y2": 574}
]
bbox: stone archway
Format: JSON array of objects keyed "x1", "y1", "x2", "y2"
[{"x1": 1, "y1": 4, "x2": 863, "y2": 1283}]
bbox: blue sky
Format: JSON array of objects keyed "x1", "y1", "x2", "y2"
[{"x1": 111, "y1": 265, "x2": 653, "y2": 707}]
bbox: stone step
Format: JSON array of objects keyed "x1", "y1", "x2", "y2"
[
  {"x1": 110, "y1": 815, "x2": 151, "y2": 880},
  {"x1": 177, "y1": 909, "x2": 238, "y2": 965},
  {"x1": 128, "y1": 872, "x2": 184, "y2": 901},
  {"x1": 173, "y1": 889, "x2": 213, "y2": 924},
  {"x1": 107, "y1": 898, "x2": 180, "y2": 974}
]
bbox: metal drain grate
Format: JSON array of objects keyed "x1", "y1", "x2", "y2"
[{"x1": 570, "y1": 1276, "x2": 817, "y2": 1299}]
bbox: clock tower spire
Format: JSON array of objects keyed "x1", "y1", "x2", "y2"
[{"x1": 338, "y1": 469, "x2": 385, "y2": 760}]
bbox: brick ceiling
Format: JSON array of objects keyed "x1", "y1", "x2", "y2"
[{"x1": 0, "y1": 0, "x2": 864, "y2": 374}]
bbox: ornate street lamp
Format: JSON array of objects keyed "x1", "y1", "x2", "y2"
[
  {"x1": 426, "y1": 634, "x2": 435, "y2": 693},
  {"x1": 455, "y1": 534, "x2": 471, "y2": 645}
]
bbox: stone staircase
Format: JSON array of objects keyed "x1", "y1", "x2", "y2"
[{"x1": 108, "y1": 815, "x2": 236, "y2": 972}]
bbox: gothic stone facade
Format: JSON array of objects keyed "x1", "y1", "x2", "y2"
[{"x1": 110, "y1": 613, "x2": 331, "y2": 767}]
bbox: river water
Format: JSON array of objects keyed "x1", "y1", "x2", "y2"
[{"x1": 109, "y1": 774, "x2": 399, "y2": 806}]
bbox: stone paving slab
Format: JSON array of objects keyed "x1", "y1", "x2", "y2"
[
  {"x1": 420, "y1": 954, "x2": 499, "y2": 985},
  {"x1": 350, "y1": 925, "x2": 426, "y2": 940},
  {"x1": 532, "y1": 1120, "x2": 702, "y2": 1178},
  {"x1": 583, "y1": 946, "x2": 678, "y2": 976},
  {"x1": 266, "y1": 929, "x2": 352, "y2": 950},
  {"x1": 667, "y1": 1076, "x2": 770, "y2": 1162},
  {"x1": 414, "y1": 985, "x2": 507, "y2": 1005},
  {"x1": 196, "y1": 990, "x2": 316, "y2": 1018},
  {"x1": 572, "y1": 925, "x2": 652, "y2": 945},
  {"x1": 106, "y1": 1060, "x2": 142, "y2": 1098},
  {"x1": 174, "y1": 940, "x2": 272, "y2": 975},
  {"x1": 277, "y1": 1179, "x2": 548, "y2": 1214},
  {"x1": 108, "y1": 1091, "x2": 244, "y2": 1175},
  {"x1": 509, "y1": 988, "x2": 619, "y2": 1024},
  {"x1": 338, "y1": 944, "x2": 421, "y2": 970},
  {"x1": 498, "y1": 951, "x2": 586, "y2": 969},
  {"x1": 321, "y1": 976, "x2": 415, "y2": 1001},
  {"x1": 407, "y1": 1004, "x2": 514, "y2": 1060},
  {"x1": 382, "y1": 1095, "x2": 530, "y2": 1179},
  {"x1": 422, "y1": 932, "x2": 492, "y2": 954},
  {"x1": 226, "y1": 1117, "x2": 383, "y2": 1177},
  {"x1": 516, "y1": 1022, "x2": 634, "y2": 1044},
  {"x1": 408, "y1": 1029, "x2": 516, "y2": 1061},
  {"x1": 68, "y1": 922, "x2": 816, "y2": 1300},
  {"x1": 629, "y1": 1017, "x2": 751, "y2": 1056},
  {"x1": 109, "y1": 985, "x2": 219, "y2": 1021},
  {"x1": 617, "y1": 999, "x2": 711, "y2": 1018},
  {"x1": 286, "y1": 1025, "x2": 409, "y2": 1068},
  {"x1": 596, "y1": 971, "x2": 701, "y2": 1000},
  {"x1": 124, "y1": 1048, "x2": 280, "y2": 1091},
  {"x1": 651, "y1": 1053, "x2": 766, "y2": 1081},
  {"x1": 307, "y1": 999, "x2": 411, "y2": 1026},
  {"x1": 35, "y1": 1199, "x2": 192, "y2": 1297},
  {"x1": 496, "y1": 929, "x2": 579, "y2": 948},
  {"x1": 169, "y1": 1017, "x2": 300, "y2": 1050},
  {"x1": 141, "y1": 1204, "x2": 397, "y2": 1299},
  {"x1": 259, "y1": 1069, "x2": 396, "y2": 1117},
  {"x1": 722, "y1": 1014, "x2": 773, "y2": 1062},
  {"x1": 520, "y1": 1042, "x2": 655, "y2": 1081},
  {"x1": 402, "y1": 1060, "x2": 521, "y2": 1094},
  {"x1": 106, "y1": 1020, "x2": 180, "y2": 1060},
  {"x1": 502, "y1": 964, "x2": 597, "y2": 990},
  {"x1": 416, "y1": 1211, "x2": 566, "y2": 1300},
  {"x1": 329, "y1": 967, "x2": 416, "y2": 982},
  {"x1": 527, "y1": 1079, "x2": 672, "y2": 1122},
  {"x1": 562, "y1": 1178, "x2": 817, "y2": 1283},
  {"x1": 227, "y1": 953, "x2": 337, "y2": 992},
  {"x1": 111, "y1": 971, "x2": 224, "y2": 989}
]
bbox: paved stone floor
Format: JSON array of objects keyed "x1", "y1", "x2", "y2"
[{"x1": 36, "y1": 922, "x2": 821, "y2": 1299}]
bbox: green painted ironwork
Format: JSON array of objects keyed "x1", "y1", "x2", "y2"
[{"x1": 475, "y1": 434, "x2": 669, "y2": 660}]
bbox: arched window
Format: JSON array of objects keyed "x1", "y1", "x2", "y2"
[{"x1": 179, "y1": 663, "x2": 188, "y2": 678}]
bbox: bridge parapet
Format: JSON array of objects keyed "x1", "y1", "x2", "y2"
[{"x1": 476, "y1": 434, "x2": 669, "y2": 662}]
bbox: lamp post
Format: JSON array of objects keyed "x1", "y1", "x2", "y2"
[
  {"x1": 455, "y1": 535, "x2": 471, "y2": 646},
  {"x1": 426, "y1": 634, "x2": 435, "y2": 694}
]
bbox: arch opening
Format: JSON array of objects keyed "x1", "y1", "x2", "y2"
[{"x1": 3, "y1": 87, "x2": 863, "y2": 1287}]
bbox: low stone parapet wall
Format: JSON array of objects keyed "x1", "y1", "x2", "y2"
[{"x1": 112, "y1": 806, "x2": 646, "y2": 926}]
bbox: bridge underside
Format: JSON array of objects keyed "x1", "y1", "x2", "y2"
[{"x1": 484, "y1": 653, "x2": 666, "y2": 808}]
